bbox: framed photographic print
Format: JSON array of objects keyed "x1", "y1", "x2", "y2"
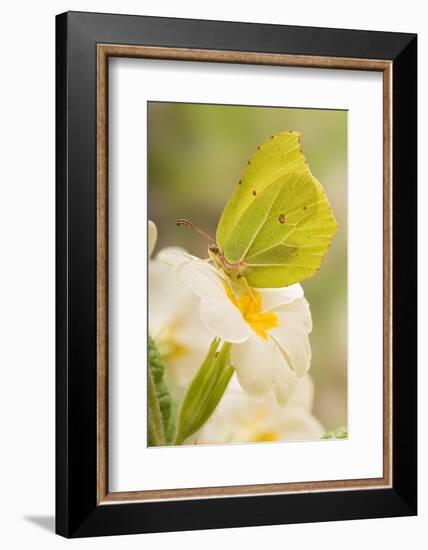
[{"x1": 56, "y1": 11, "x2": 417, "y2": 538}]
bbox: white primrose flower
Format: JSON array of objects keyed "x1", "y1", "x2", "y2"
[
  {"x1": 159, "y1": 250, "x2": 312, "y2": 406},
  {"x1": 190, "y1": 374, "x2": 324, "y2": 445},
  {"x1": 148, "y1": 222, "x2": 212, "y2": 388}
]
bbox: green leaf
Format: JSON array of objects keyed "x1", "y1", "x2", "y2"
[
  {"x1": 215, "y1": 131, "x2": 338, "y2": 288},
  {"x1": 148, "y1": 336, "x2": 175, "y2": 446},
  {"x1": 321, "y1": 426, "x2": 348, "y2": 440},
  {"x1": 174, "y1": 339, "x2": 234, "y2": 445},
  {"x1": 164, "y1": 399, "x2": 178, "y2": 445}
]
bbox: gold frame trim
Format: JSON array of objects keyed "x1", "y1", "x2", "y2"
[{"x1": 96, "y1": 44, "x2": 393, "y2": 504}]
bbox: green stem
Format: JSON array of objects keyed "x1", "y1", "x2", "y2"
[{"x1": 148, "y1": 367, "x2": 165, "y2": 447}]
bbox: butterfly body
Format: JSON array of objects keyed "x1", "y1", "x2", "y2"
[{"x1": 208, "y1": 243, "x2": 246, "y2": 280}]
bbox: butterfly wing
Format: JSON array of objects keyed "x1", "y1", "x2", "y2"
[
  {"x1": 216, "y1": 132, "x2": 338, "y2": 288},
  {"x1": 216, "y1": 131, "x2": 308, "y2": 250}
]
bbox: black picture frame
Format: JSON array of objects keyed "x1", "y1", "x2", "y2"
[{"x1": 56, "y1": 11, "x2": 417, "y2": 538}]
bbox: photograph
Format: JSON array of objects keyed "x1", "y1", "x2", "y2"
[{"x1": 147, "y1": 101, "x2": 348, "y2": 447}]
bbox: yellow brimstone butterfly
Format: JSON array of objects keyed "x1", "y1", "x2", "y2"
[{"x1": 179, "y1": 131, "x2": 338, "y2": 289}]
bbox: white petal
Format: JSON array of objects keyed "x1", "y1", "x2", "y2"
[
  {"x1": 149, "y1": 257, "x2": 193, "y2": 332},
  {"x1": 275, "y1": 297, "x2": 313, "y2": 333},
  {"x1": 199, "y1": 299, "x2": 250, "y2": 343},
  {"x1": 178, "y1": 259, "x2": 250, "y2": 343},
  {"x1": 270, "y1": 351, "x2": 299, "y2": 406},
  {"x1": 148, "y1": 220, "x2": 158, "y2": 257},
  {"x1": 258, "y1": 283, "x2": 304, "y2": 313},
  {"x1": 276, "y1": 406, "x2": 324, "y2": 441},
  {"x1": 158, "y1": 247, "x2": 195, "y2": 270},
  {"x1": 177, "y1": 258, "x2": 226, "y2": 300},
  {"x1": 270, "y1": 326, "x2": 311, "y2": 378},
  {"x1": 289, "y1": 374, "x2": 315, "y2": 410},
  {"x1": 232, "y1": 336, "x2": 272, "y2": 399},
  {"x1": 270, "y1": 298, "x2": 313, "y2": 377},
  {"x1": 232, "y1": 333, "x2": 294, "y2": 402}
]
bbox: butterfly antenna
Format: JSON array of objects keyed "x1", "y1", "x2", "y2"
[{"x1": 176, "y1": 218, "x2": 216, "y2": 245}]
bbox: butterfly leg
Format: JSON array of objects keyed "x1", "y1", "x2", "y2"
[{"x1": 241, "y1": 276, "x2": 258, "y2": 305}]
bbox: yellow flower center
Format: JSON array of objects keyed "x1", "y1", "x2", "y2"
[
  {"x1": 253, "y1": 430, "x2": 281, "y2": 442},
  {"x1": 239, "y1": 406, "x2": 281, "y2": 443},
  {"x1": 156, "y1": 323, "x2": 188, "y2": 360},
  {"x1": 224, "y1": 284, "x2": 278, "y2": 339}
]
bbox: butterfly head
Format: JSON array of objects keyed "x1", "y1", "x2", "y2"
[
  {"x1": 177, "y1": 218, "x2": 246, "y2": 280},
  {"x1": 208, "y1": 243, "x2": 246, "y2": 281}
]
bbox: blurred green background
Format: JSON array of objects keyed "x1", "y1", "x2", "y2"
[{"x1": 148, "y1": 102, "x2": 347, "y2": 431}]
